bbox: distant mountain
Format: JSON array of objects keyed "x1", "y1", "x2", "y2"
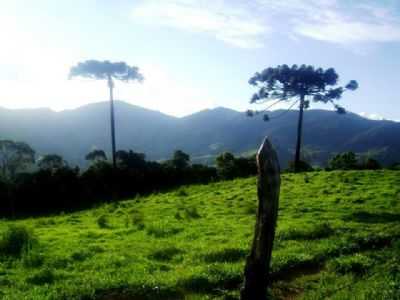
[{"x1": 0, "y1": 101, "x2": 399, "y2": 167}]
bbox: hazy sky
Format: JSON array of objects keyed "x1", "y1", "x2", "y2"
[{"x1": 1, "y1": 0, "x2": 399, "y2": 120}]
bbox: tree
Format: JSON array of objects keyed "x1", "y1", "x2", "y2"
[
  {"x1": 85, "y1": 150, "x2": 107, "y2": 164},
  {"x1": 0, "y1": 140, "x2": 35, "y2": 179},
  {"x1": 328, "y1": 151, "x2": 358, "y2": 170},
  {"x1": 37, "y1": 154, "x2": 67, "y2": 171},
  {"x1": 69, "y1": 60, "x2": 144, "y2": 168},
  {"x1": 115, "y1": 150, "x2": 146, "y2": 170},
  {"x1": 216, "y1": 152, "x2": 236, "y2": 179},
  {"x1": 171, "y1": 150, "x2": 190, "y2": 169},
  {"x1": 248, "y1": 64, "x2": 358, "y2": 172}
]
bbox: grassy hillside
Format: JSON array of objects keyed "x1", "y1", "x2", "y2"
[{"x1": 0, "y1": 170, "x2": 399, "y2": 299}]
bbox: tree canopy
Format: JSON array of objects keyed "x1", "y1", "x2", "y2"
[
  {"x1": 171, "y1": 150, "x2": 191, "y2": 169},
  {"x1": 0, "y1": 140, "x2": 35, "y2": 179},
  {"x1": 247, "y1": 64, "x2": 358, "y2": 172},
  {"x1": 69, "y1": 60, "x2": 144, "y2": 82},
  {"x1": 38, "y1": 154, "x2": 67, "y2": 171},
  {"x1": 248, "y1": 64, "x2": 358, "y2": 117},
  {"x1": 85, "y1": 150, "x2": 107, "y2": 162}
]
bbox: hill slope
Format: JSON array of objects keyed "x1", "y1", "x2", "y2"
[
  {"x1": 0, "y1": 101, "x2": 399, "y2": 166},
  {"x1": 0, "y1": 170, "x2": 399, "y2": 299}
]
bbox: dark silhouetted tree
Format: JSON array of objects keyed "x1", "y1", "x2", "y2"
[
  {"x1": 0, "y1": 140, "x2": 35, "y2": 179},
  {"x1": 115, "y1": 150, "x2": 146, "y2": 169},
  {"x1": 248, "y1": 64, "x2": 358, "y2": 172},
  {"x1": 85, "y1": 150, "x2": 107, "y2": 164},
  {"x1": 69, "y1": 60, "x2": 144, "y2": 168},
  {"x1": 38, "y1": 154, "x2": 67, "y2": 171},
  {"x1": 171, "y1": 150, "x2": 190, "y2": 169},
  {"x1": 216, "y1": 152, "x2": 236, "y2": 179}
]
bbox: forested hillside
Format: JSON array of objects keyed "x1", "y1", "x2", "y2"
[{"x1": 1, "y1": 101, "x2": 399, "y2": 166}]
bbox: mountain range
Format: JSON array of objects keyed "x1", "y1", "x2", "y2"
[{"x1": 1, "y1": 101, "x2": 399, "y2": 167}]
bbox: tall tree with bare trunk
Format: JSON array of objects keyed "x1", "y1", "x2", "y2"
[
  {"x1": 69, "y1": 60, "x2": 143, "y2": 168},
  {"x1": 248, "y1": 65, "x2": 358, "y2": 172}
]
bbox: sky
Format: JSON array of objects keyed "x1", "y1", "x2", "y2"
[{"x1": 0, "y1": 0, "x2": 399, "y2": 120}]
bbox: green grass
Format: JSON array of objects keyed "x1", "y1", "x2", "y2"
[{"x1": 0, "y1": 170, "x2": 399, "y2": 299}]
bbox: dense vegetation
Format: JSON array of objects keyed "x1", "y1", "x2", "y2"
[
  {"x1": 0, "y1": 147, "x2": 257, "y2": 217},
  {"x1": 0, "y1": 170, "x2": 399, "y2": 299}
]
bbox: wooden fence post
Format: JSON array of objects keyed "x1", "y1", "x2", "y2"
[{"x1": 240, "y1": 137, "x2": 281, "y2": 300}]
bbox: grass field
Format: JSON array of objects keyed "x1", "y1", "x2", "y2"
[{"x1": 0, "y1": 170, "x2": 399, "y2": 299}]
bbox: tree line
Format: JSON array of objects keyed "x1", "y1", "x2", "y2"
[{"x1": 0, "y1": 140, "x2": 257, "y2": 217}]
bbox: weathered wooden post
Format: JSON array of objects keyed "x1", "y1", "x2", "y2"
[{"x1": 241, "y1": 137, "x2": 281, "y2": 300}]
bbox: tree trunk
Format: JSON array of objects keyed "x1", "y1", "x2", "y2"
[
  {"x1": 241, "y1": 137, "x2": 281, "y2": 300},
  {"x1": 294, "y1": 94, "x2": 305, "y2": 172},
  {"x1": 108, "y1": 75, "x2": 117, "y2": 169}
]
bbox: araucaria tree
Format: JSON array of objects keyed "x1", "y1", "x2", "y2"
[
  {"x1": 69, "y1": 60, "x2": 144, "y2": 168},
  {"x1": 248, "y1": 64, "x2": 358, "y2": 172}
]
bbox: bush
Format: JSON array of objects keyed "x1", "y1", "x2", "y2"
[{"x1": 0, "y1": 225, "x2": 37, "y2": 257}]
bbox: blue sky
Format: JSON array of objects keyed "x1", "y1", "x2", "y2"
[{"x1": 0, "y1": 0, "x2": 399, "y2": 120}]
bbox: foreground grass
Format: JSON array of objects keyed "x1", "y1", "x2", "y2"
[{"x1": 0, "y1": 170, "x2": 399, "y2": 299}]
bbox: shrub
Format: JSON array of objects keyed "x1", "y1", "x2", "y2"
[{"x1": 0, "y1": 225, "x2": 37, "y2": 257}]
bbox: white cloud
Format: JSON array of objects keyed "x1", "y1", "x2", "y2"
[
  {"x1": 276, "y1": 0, "x2": 400, "y2": 44},
  {"x1": 132, "y1": 0, "x2": 400, "y2": 47},
  {"x1": 294, "y1": 9, "x2": 400, "y2": 44},
  {"x1": 132, "y1": 0, "x2": 270, "y2": 49}
]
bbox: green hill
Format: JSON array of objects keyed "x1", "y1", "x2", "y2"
[{"x1": 0, "y1": 170, "x2": 399, "y2": 299}]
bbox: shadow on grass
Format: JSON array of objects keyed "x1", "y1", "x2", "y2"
[
  {"x1": 148, "y1": 246, "x2": 184, "y2": 261},
  {"x1": 346, "y1": 211, "x2": 400, "y2": 223},
  {"x1": 96, "y1": 285, "x2": 185, "y2": 300},
  {"x1": 202, "y1": 248, "x2": 247, "y2": 263},
  {"x1": 178, "y1": 273, "x2": 242, "y2": 293}
]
